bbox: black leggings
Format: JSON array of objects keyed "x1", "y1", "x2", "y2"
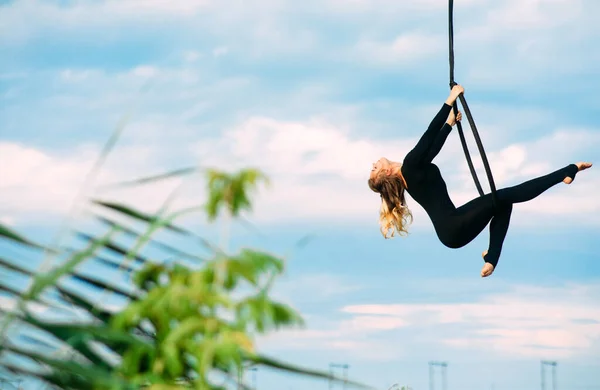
[{"x1": 439, "y1": 164, "x2": 578, "y2": 267}]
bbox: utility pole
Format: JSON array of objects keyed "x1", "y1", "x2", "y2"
[
  {"x1": 541, "y1": 360, "x2": 557, "y2": 390},
  {"x1": 428, "y1": 361, "x2": 448, "y2": 390},
  {"x1": 328, "y1": 363, "x2": 349, "y2": 390}
]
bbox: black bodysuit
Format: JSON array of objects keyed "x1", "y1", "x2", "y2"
[{"x1": 401, "y1": 103, "x2": 578, "y2": 268}]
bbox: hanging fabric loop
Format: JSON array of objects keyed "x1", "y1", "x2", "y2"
[{"x1": 448, "y1": 0, "x2": 499, "y2": 207}]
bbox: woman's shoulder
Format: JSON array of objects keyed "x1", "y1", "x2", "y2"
[
  {"x1": 401, "y1": 160, "x2": 419, "y2": 173},
  {"x1": 401, "y1": 162, "x2": 418, "y2": 181},
  {"x1": 402, "y1": 161, "x2": 434, "y2": 179}
]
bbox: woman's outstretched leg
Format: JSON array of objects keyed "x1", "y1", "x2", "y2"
[
  {"x1": 453, "y1": 162, "x2": 592, "y2": 277},
  {"x1": 495, "y1": 164, "x2": 577, "y2": 204},
  {"x1": 493, "y1": 163, "x2": 594, "y2": 205}
]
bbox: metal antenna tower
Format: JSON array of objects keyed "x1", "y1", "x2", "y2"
[
  {"x1": 541, "y1": 360, "x2": 557, "y2": 390},
  {"x1": 328, "y1": 363, "x2": 349, "y2": 390},
  {"x1": 428, "y1": 361, "x2": 448, "y2": 390}
]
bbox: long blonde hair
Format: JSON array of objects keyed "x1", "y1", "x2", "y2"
[{"x1": 368, "y1": 172, "x2": 413, "y2": 238}]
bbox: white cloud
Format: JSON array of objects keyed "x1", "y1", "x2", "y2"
[
  {"x1": 191, "y1": 115, "x2": 600, "y2": 227},
  {"x1": 0, "y1": 142, "x2": 97, "y2": 216},
  {"x1": 3, "y1": 0, "x2": 598, "y2": 91},
  {"x1": 260, "y1": 282, "x2": 600, "y2": 360},
  {"x1": 2, "y1": 0, "x2": 599, "y2": 230},
  {"x1": 273, "y1": 273, "x2": 365, "y2": 305},
  {"x1": 2, "y1": 107, "x2": 599, "y2": 229},
  {"x1": 215, "y1": 116, "x2": 410, "y2": 180},
  {"x1": 212, "y1": 46, "x2": 229, "y2": 57},
  {"x1": 103, "y1": 0, "x2": 211, "y2": 15},
  {"x1": 60, "y1": 69, "x2": 103, "y2": 83},
  {"x1": 57, "y1": 66, "x2": 197, "y2": 88},
  {"x1": 1, "y1": 0, "x2": 317, "y2": 58},
  {"x1": 0, "y1": 141, "x2": 188, "y2": 225},
  {"x1": 187, "y1": 115, "x2": 420, "y2": 224},
  {"x1": 183, "y1": 50, "x2": 202, "y2": 63},
  {"x1": 0, "y1": 216, "x2": 15, "y2": 226},
  {"x1": 455, "y1": 0, "x2": 600, "y2": 87},
  {"x1": 337, "y1": 0, "x2": 599, "y2": 81},
  {"x1": 257, "y1": 316, "x2": 406, "y2": 361},
  {"x1": 1, "y1": 0, "x2": 211, "y2": 37},
  {"x1": 130, "y1": 65, "x2": 159, "y2": 78},
  {"x1": 354, "y1": 33, "x2": 444, "y2": 68},
  {"x1": 477, "y1": 0, "x2": 584, "y2": 32},
  {"x1": 324, "y1": 0, "x2": 487, "y2": 17}
]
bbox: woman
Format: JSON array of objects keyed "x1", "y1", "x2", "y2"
[{"x1": 368, "y1": 84, "x2": 593, "y2": 277}]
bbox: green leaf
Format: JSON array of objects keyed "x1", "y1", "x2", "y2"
[
  {"x1": 91, "y1": 200, "x2": 186, "y2": 233},
  {"x1": 269, "y1": 301, "x2": 305, "y2": 329},
  {"x1": 25, "y1": 226, "x2": 120, "y2": 301},
  {"x1": 96, "y1": 166, "x2": 200, "y2": 189},
  {"x1": 91, "y1": 201, "x2": 219, "y2": 254},
  {"x1": 4, "y1": 342, "x2": 136, "y2": 389},
  {"x1": 55, "y1": 286, "x2": 115, "y2": 323},
  {"x1": 204, "y1": 168, "x2": 269, "y2": 221},
  {"x1": 75, "y1": 231, "x2": 149, "y2": 265},
  {"x1": 95, "y1": 215, "x2": 206, "y2": 263},
  {"x1": 0, "y1": 255, "x2": 34, "y2": 275},
  {"x1": 0, "y1": 223, "x2": 49, "y2": 251},
  {"x1": 163, "y1": 317, "x2": 209, "y2": 346},
  {"x1": 22, "y1": 313, "x2": 152, "y2": 362},
  {"x1": 0, "y1": 259, "x2": 80, "y2": 313},
  {"x1": 70, "y1": 271, "x2": 141, "y2": 300},
  {"x1": 90, "y1": 254, "x2": 138, "y2": 274}
]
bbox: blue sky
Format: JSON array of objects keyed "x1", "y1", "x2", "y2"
[{"x1": 1, "y1": 0, "x2": 600, "y2": 389}]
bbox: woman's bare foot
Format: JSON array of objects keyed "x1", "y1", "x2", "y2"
[
  {"x1": 481, "y1": 250, "x2": 494, "y2": 277},
  {"x1": 563, "y1": 162, "x2": 593, "y2": 184}
]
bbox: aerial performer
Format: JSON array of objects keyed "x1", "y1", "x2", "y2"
[{"x1": 367, "y1": 84, "x2": 593, "y2": 278}]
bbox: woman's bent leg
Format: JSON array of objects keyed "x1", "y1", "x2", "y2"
[
  {"x1": 484, "y1": 204, "x2": 513, "y2": 268},
  {"x1": 443, "y1": 194, "x2": 495, "y2": 248},
  {"x1": 448, "y1": 164, "x2": 577, "y2": 266}
]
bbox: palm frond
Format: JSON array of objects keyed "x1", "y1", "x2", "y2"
[{"x1": 0, "y1": 166, "x2": 373, "y2": 390}]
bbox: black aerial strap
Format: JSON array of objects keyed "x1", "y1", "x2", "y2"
[{"x1": 448, "y1": 0, "x2": 498, "y2": 207}]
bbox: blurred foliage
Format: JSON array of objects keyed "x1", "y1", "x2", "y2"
[{"x1": 0, "y1": 166, "x2": 370, "y2": 390}]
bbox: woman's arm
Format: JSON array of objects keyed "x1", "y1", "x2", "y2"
[
  {"x1": 404, "y1": 85, "x2": 464, "y2": 166},
  {"x1": 423, "y1": 110, "x2": 462, "y2": 163}
]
